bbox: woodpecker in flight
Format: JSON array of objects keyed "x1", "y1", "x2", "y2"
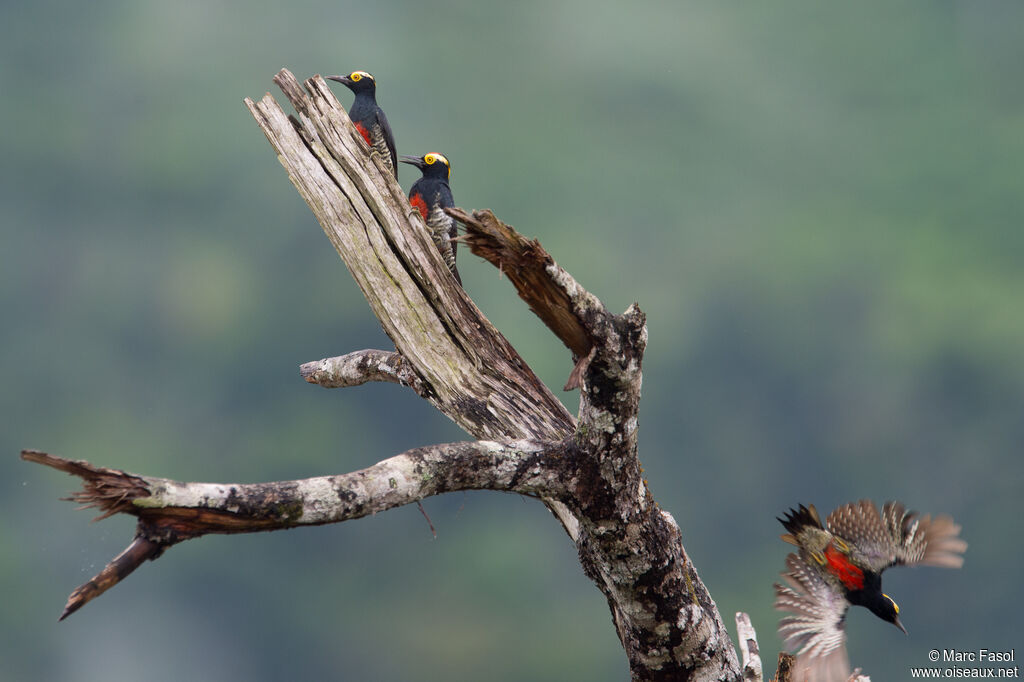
[
  {"x1": 326, "y1": 70, "x2": 398, "y2": 178},
  {"x1": 400, "y1": 152, "x2": 460, "y2": 284},
  {"x1": 775, "y1": 500, "x2": 966, "y2": 682}
]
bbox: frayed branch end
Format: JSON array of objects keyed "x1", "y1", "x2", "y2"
[{"x1": 21, "y1": 450, "x2": 151, "y2": 520}]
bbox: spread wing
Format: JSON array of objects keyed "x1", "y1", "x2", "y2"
[
  {"x1": 826, "y1": 500, "x2": 966, "y2": 573},
  {"x1": 775, "y1": 553, "x2": 851, "y2": 682}
]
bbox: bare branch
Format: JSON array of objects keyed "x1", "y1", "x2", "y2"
[
  {"x1": 300, "y1": 348, "x2": 425, "y2": 393},
  {"x1": 450, "y1": 207, "x2": 593, "y2": 359},
  {"x1": 25, "y1": 441, "x2": 561, "y2": 531},
  {"x1": 59, "y1": 537, "x2": 164, "y2": 621},
  {"x1": 736, "y1": 612, "x2": 764, "y2": 682},
  {"x1": 23, "y1": 439, "x2": 563, "y2": 620},
  {"x1": 450, "y1": 207, "x2": 637, "y2": 391},
  {"x1": 448, "y1": 206, "x2": 648, "y2": 398}
]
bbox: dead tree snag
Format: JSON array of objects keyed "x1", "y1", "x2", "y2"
[{"x1": 23, "y1": 69, "x2": 754, "y2": 681}]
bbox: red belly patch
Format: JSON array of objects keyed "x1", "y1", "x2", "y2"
[
  {"x1": 354, "y1": 122, "x2": 372, "y2": 146},
  {"x1": 410, "y1": 193, "x2": 428, "y2": 220},
  {"x1": 825, "y1": 542, "x2": 865, "y2": 590}
]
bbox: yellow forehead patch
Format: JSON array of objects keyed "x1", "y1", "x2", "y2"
[
  {"x1": 883, "y1": 594, "x2": 900, "y2": 613},
  {"x1": 424, "y1": 153, "x2": 450, "y2": 167},
  {"x1": 424, "y1": 153, "x2": 450, "y2": 177}
]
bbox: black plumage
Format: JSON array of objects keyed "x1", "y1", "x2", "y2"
[
  {"x1": 400, "y1": 153, "x2": 460, "y2": 284},
  {"x1": 327, "y1": 70, "x2": 398, "y2": 178}
]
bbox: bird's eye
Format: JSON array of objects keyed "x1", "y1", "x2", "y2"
[
  {"x1": 424, "y1": 154, "x2": 436, "y2": 165},
  {"x1": 884, "y1": 594, "x2": 900, "y2": 613},
  {"x1": 350, "y1": 72, "x2": 362, "y2": 82}
]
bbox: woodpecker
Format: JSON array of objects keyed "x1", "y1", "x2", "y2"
[
  {"x1": 400, "y1": 153, "x2": 460, "y2": 284},
  {"x1": 774, "y1": 500, "x2": 966, "y2": 682},
  {"x1": 326, "y1": 70, "x2": 398, "y2": 178}
]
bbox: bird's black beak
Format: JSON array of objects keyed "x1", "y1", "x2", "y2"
[
  {"x1": 326, "y1": 75, "x2": 352, "y2": 87},
  {"x1": 399, "y1": 155, "x2": 426, "y2": 170},
  {"x1": 893, "y1": 616, "x2": 908, "y2": 635}
]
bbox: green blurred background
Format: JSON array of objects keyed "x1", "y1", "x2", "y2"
[{"x1": 3, "y1": 1, "x2": 1022, "y2": 680}]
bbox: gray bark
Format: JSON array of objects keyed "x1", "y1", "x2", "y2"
[{"x1": 24, "y1": 68, "x2": 749, "y2": 680}]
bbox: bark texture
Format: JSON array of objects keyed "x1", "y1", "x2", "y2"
[
  {"x1": 24, "y1": 69, "x2": 745, "y2": 680},
  {"x1": 772, "y1": 653, "x2": 871, "y2": 682}
]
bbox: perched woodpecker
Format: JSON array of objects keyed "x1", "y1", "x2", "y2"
[
  {"x1": 326, "y1": 70, "x2": 398, "y2": 178},
  {"x1": 775, "y1": 500, "x2": 966, "y2": 682},
  {"x1": 399, "y1": 153, "x2": 460, "y2": 284}
]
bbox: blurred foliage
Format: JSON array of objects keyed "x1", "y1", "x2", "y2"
[{"x1": 2, "y1": 1, "x2": 1022, "y2": 680}]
